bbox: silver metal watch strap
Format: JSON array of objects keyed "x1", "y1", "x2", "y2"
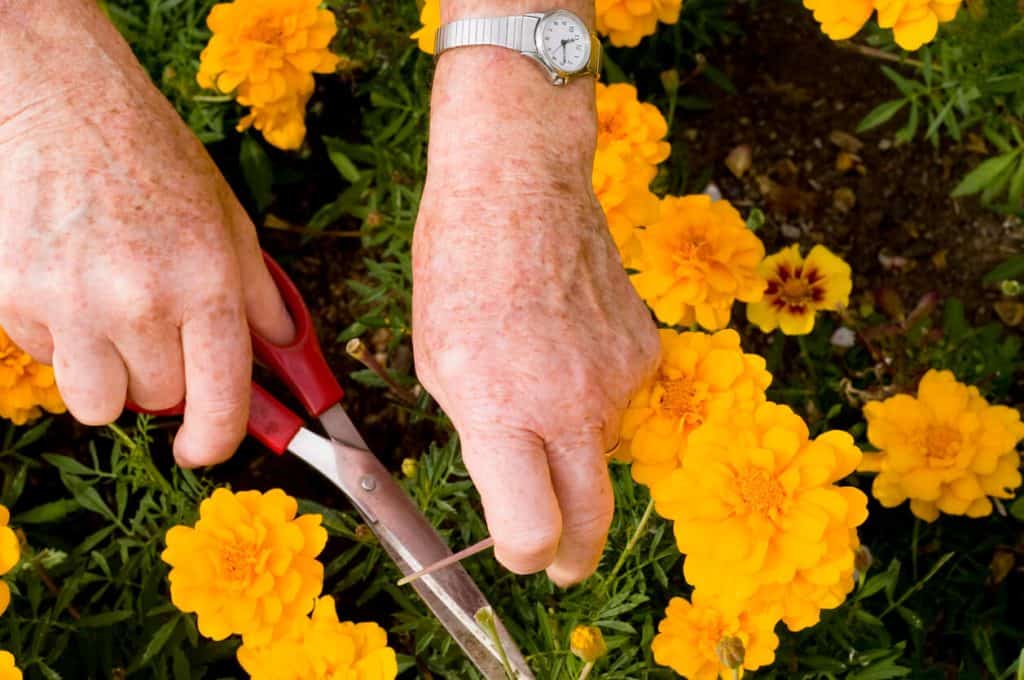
[{"x1": 434, "y1": 15, "x2": 539, "y2": 55}]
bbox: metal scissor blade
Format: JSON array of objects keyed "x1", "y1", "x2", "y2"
[{"x1": 289, "y1": 429, "x2": 535, "y2": 680}]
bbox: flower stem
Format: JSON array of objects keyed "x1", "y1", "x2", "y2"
[
  {"x1": 346, "y1": 338, "x2": 418, "y2": 406},
  {"x1": 601, "y1": 498, "x2": 655, "y2": 591},
  {"x1": 577, "y1": 661, "x2": 595, "y2": 680}
]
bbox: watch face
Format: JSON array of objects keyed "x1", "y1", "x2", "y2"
[{"x1": 538, "y1": 11, "x2": 591, "y2": 73}]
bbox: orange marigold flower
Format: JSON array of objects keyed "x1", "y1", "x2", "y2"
[
  {"x1": 652, "y1": 593, "x2": 779, "y2": 680},
  {"x1": 631, "y1": 195, "x2": 766, "y2": 330},
  {"x1": 593, "y1": 83, "x2": 670, "y2": 262},
  {"x1": 237, "y1": 91, "x2": 311, "y2": 151},
  {"x1": 237, "y1": 595, "x2": 398, "y2": 680},
  {"x1": 803, "y1": 0, "x2": 874, "y2": 40},
  {"x1": 746, "y1": 244, "x2": 852, "y2": 336},
  {"x1": 596, "y1": 0, "x2": 683, "y2": 47},
  {"x1": 652, "y1": 402, "x2": 868, "y2": 601},
  {"x1": 0, "y1": 506, "x2": 20, "y2": 617},
  {"x1": 592, "y1": 148, "x2": 661, "y2": 262},
  {"x1": 747, "y1": 528, "x2": 861, "y2": 631},
  {"x1": 874, "y1": 0, "x2": 961, "y2": 51},
  {"x1": 161, "y1": 488, "x2": 327, "y2": 646},
  {"x1": 861, "y1": 370, "x2": 1024, "y2": 522},
  {"x1": 411, "y1": 0, "x2": 441, "y2": 54},
  {"x1": 197, "y1": 0, "x2": 339, "y2": 149},
  {"x1": 0, "y1": 652, "x2": 21, "y2": 680},
  {"x1": 619, "y1": 328, "x2": 772, "y2": 488},
  {"x1": 597, "y1": 83, "x2": 671, "y2": 169},
  {"x1": 0, "y1": 327, "x2": 64, "y2": 426}
]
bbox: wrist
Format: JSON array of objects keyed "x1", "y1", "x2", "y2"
[{"x1": 442, "y1": 0, "x2": 594, "y2": 24}]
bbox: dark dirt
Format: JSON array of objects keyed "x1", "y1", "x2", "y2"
[{"x1": 678, "y1": 0, "x2": 1023, "y2": 321}]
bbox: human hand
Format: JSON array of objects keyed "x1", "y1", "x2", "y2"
[
  {"x1": 0, "y1": 0, "x2": 293, "y2": 465},
  {"x1": 413, "y1": 9, "x2": 659, "y2": 586}
]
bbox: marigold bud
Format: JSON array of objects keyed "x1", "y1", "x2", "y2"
[
  {"x1": 354, "y1": 524, "x2": 375, "y2": 543},
  {"x1": 854, "y1": 544, "x2": 874, "y2": 577},
  {"x1": 570, "y1": 625, "x2": 608, "y2": 663},
  {"x1": 715, "y1": 635, "x2": 745, "y2": 670},
  {"x1": 660, "y1": 69, "x2": 680, "y2": 95},
  {"x1": 401, "y1": 458, "x2": 418, "y2": 478},
  {"x1": 1001, "y1": 279, "x2": 1021, "y2": 297}
]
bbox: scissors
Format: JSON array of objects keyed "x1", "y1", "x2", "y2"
[{"x1": 131, "y1": 253, "x2": 534, "y2": 680}]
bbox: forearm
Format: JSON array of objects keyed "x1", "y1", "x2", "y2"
[{"x1": 427, "y1": 0, "x2": 597, "y2": 193}]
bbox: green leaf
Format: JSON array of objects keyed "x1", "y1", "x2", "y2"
[
  {"x1": 139, "y1": 617, "x2": 180, "y2": 667},
  {"x1": 43, "y1": 454, "x2": 95, "y2": 477},
  {"x1": 239, "y1": 136, "x2": 274, "y2": 213},
  {"x1": 14, "y1": 418, "x2": 52, "y2": 449},
  {"x1": 1009, "y1": 156, "x2": 1024, "y2": 207},
  {"x1": 60, "y1": 473, "x2": 116, "y2": 523},
  {"x1": 943, "y1": 299, "x2": 968, "y2": 342},
  {"x1": 701, "y1": 63, "x2": 737, "y2": 94},
  {"x1": 952, "y1": 152, "x2": 1020, "y2": 197},
  {"x1": 858, "y1": 100, "x2": 906, "y2": 132},
  {"x1": 983, "y1": 255, "x2": 1024, "y2": 285},
  {"x1": 1015, "y1": 646, "x2": 1023, "y2": 680},
  {"x1": 325, "y1": 141, "x2": 362, "y2": 184},
  {"x1": 77, "y1": 609, "x2": 135, "y2": 628},
  {"x1": 36, "y1": 663, "x2": 62, "y2": 680},
  {"x1": 1010, "y1": 497, "x2": 1024, "y2": 521},
  {"x1": 14, "y1": 499, "x2": 81, "y2": 524},
  {"x1": 848, "y1": 662, "x2": 911, "y2": 680}
]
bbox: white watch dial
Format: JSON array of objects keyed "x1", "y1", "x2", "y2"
[{"x1": 539, "y1": 11, "x2": 591, "y2": 73}]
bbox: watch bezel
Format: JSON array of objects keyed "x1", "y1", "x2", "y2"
[{"x1": 534, "y1": 10, "x2": 593, "y2": 82}]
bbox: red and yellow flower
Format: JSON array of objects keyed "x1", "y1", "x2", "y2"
[{"x1": 746, "y1": 244, "x2": 852, "y2": 336}]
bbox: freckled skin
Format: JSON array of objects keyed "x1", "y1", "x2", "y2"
[
  {"x1": 0, "y1": 0, "x2": 294, "y2": 466},
  {"x1": 413, "y1": 1, "x2": 659, "y2": 585}
]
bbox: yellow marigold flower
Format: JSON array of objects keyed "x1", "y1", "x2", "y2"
[
  {"x1": 161, "y1": 488, "x2": 327, "y2": 646},
  {"x1": 596, "y1": 0, "x2": 684, "y2": 47},
  {"x1": 197, "y1": 0, "x2": 339, "y2": 107},
  {"x1": 619, "y1": 328, "x2": 772, "y2": 488},
  {"x1": 0, "y1": 327, "x2": 65, "y2": 426},
  {"x1": 874, "y1": 0, "x2": 961, "y2": 51},
  {"x1": 411, "y1": 0, "x2": 441, "y2": 54},
  {"x1": 748, "y1": 528, "x2": 861, "y2": 631},
  {"x1": 592, "y1": 148, "x2": 660, "y2": 262},
  {"x1": 237, "y1": 595, "x2": 398, "y2": 680},
  {"x1": 652, "y1": 402, "x2": 868, "y2": 600},
  {"x1": 746, "y1": 244, "x2": 852, "y2": 336},
  {"x1": 597, "y1": 83, "x2": 671, "y2": 169},
  {"x1": 0, "y1": 652, "x2": 21, "y2": 680},
  {"x1": 803, "y1": 0, "x2": 873, "y2": 40},
  {"x1": 631, "y1": 195, "x2": 766, "y2": 330},
  {"x1": 570, "y1": 625, "x2": 608, "y2": 663},
  {"x1": 0, "y1": 506, "x2": 20, "y2": 617},
  {"x1": 237, "y1": 91, "x2": 311, "y2": 151},
  {"x1": 652, "y1": 593, "x2": 779, "y2": 679},
  {"x1": 861, "y1": 370, "x2": 1024, "y2": 522}
]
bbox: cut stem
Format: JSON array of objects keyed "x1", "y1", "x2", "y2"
[
  {"x1": 397, "y1": 537, "x2": 495, "y2": 586},
  {"x1": 577, "y1": 661, "x2": 595, "y2": 680},
  {"x1": 475, "y1": 607, "x2": 517, "y2": 680},
  {"x1": 346, "y1": 338, "x2": 418, "y2": 406}
]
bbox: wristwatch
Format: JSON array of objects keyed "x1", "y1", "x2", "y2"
[{"x1": 434, "y1": 9, "x2": 601, "y2": 86}]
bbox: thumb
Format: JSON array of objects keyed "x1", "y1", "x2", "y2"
[
  {"x1": 228, "y1": 201, "x2": 295, "y2": 345},
  {"x1": 459, "y1": 423, "x2": 563, "y2": 575}
]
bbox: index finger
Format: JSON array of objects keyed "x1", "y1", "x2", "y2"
[{"x1": 173, "y1": 297, "x2": 252, "y2": 468}]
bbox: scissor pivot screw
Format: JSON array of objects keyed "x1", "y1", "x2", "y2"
[{"x1": 360, "y1": 475, "x2": 377, "y2": 492}]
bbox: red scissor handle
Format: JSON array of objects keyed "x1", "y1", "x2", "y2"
[
  {"x1": 126, "y1": 253, "x2": 344, "y2": 456},
  {"x1": 253, "y1": 253, "x2": 344, "y2": 416}
]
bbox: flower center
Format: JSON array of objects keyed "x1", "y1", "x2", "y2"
[
  {"x1": 779, "y1": 278, "x2": 811, "y2": 304},
  {"x1": 923, "y1": 426, "x2": 961, "y2": 467},
  {"x1": 245, "y1": 17, "x2": 285, "y2": 44},
  {"x1": 673, "y1": 238, "x2": 712, "y2": 266},
  {"x1": 657, "y1": 377, "x2": 704, "y2": 425},
  {"x1": 219, "y1": 541, "x2": 258, "y2": 585},
  {"x1": 736, "y1": 466, "x2": 785, "y2": 516}
]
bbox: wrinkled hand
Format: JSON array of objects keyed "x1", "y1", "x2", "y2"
[
  {"x1": 413, "y1": 48, "x2": 659, "y2": 586},
  {"x1": 0, "y1": 1, "x2": 293, "y2": 465}
]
